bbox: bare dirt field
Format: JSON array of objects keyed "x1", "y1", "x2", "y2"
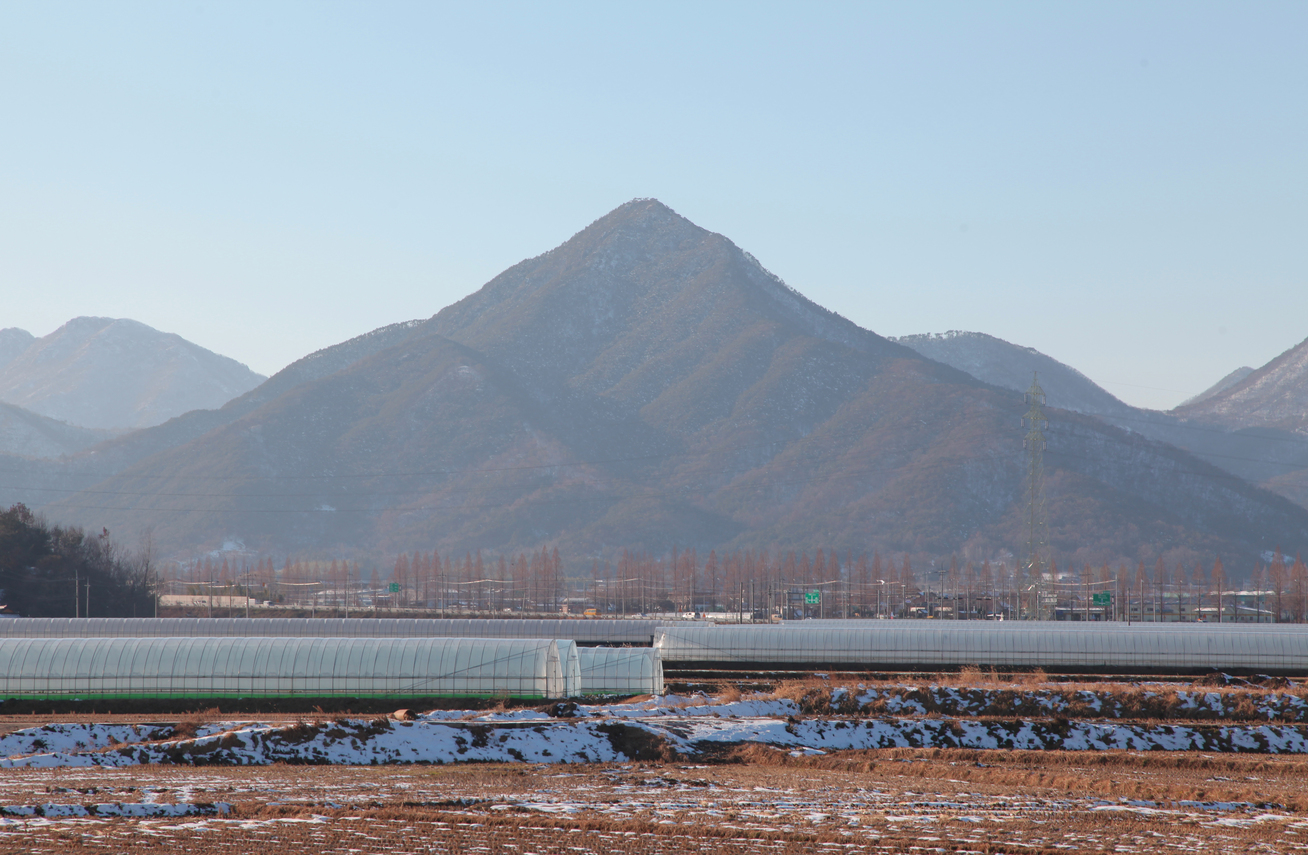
[
  {"x1": 6, "y1": 676, "x2": 1308, "y2": 851},
  {"x1": 4, "y1": 750, "x2": 1308, "y2": 853}
]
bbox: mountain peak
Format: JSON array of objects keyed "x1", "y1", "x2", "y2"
[
  {"x1": 550, "y1": 198, "x2": 715, "y2": 267},
  {"x1": 424, "y1": 199, "x2": 895, "y2": 390},
  {"x1": 0, "y1": 327, "x2": 35, "y2": 371},
  {"x1": 0, "y1": 317, "x2": 265, "y2": 430},
  {"x1": 584, "y1": 198, "x2": 695, "y2": 233}
]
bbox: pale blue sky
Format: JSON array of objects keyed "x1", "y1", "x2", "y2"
[{"x1": 1, "y1": 1, "x2": 1304, "y2": 409}]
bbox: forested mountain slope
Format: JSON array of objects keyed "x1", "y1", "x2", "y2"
[
  {"x1": 897, "y1": 330, "x2": 1308, "y2": 511},
  {"x1": 36, "y1": 201, "x2": 1308, "y2": 572}
]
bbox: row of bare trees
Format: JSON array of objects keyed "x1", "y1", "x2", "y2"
[{"x1": 164, "y1": 545, "x2": 1308, "y2": 621}]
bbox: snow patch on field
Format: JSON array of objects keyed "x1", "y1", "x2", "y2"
[
  {"x1": 5, "y1": 693, "x2": 1308, "y2": 768},
  {"x1": 0, "y1": 801, "x2": 229, "y2": 818}
]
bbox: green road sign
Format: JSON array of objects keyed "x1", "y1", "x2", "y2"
[
  {"x1": 804, "y1": 591, "x2": 820, "y2": 605},
  {"x1": 1092, "y1": 591, "x2": 1111, "y2": 606},
  {"x1": 389, "y1": 582, "x2": 401, "y2": 593}
]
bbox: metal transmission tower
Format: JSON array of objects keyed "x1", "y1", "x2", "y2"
[{"x1": 1022, "y1": 372, "x2": 1049, "y2": 620}]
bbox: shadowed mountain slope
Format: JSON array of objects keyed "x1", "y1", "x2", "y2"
[
  {"x1": 36, "y1": 202, "x2": 1308, "y2": 571},
  {"x1": 61, "y1": 319, "x2": 428, "y2": 476},
  {"x1": 898, "y1": 330, "x2": 1308, "y2": 511}
]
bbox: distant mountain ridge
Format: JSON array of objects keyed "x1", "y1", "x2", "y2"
[
  {"x1": 0, "y1": 401, "x2": 113, "y2": 459},
  {"x1": 895, "y1": 329, "x2": 1308, "y2": 511},
  {"x1": 24, "y1": 201, "x2": 1308, "y2": 571},
  {"x1": 1174, "y1": 335, "x2": 1308, "y2": 433},
  {"x1": 0, "y1": 317, "x2": 265, "y2": 431},
  {"x1": 893, "y1": 331, "x2": 1135, "y2": 419},
  {"x1": 0, "y1": 319, "x2": 430, "y2": 511},
  {"x1": 1179, "y1": 366, "x2": 1256, "y2": 408},
  {"x1": 0, "y1": 328, "x2": 35, "y2": 370}
]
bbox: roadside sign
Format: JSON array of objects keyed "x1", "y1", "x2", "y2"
[
  {"x1": 1091, "y1": 592, "x2": 1111, "y2": 606},
  {"x1": 389, "y1": 582, "x2": 401, "y2": 593},
  {"x1": 804, "y1": 591, "x2": 820, "y2": 605}
]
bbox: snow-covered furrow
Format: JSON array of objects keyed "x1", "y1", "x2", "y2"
[
  {"x1": 5, "y1": 714, "x2": 1308, "y2": 769},
  {"x1": 0, "y1": 801, "x2": 229, "y2": 818},
  {"x1": 0, "y1": 721, "x2": 232, "y2": 759},
  {"x1": 840, "y1": 684, "x2": 1308, "y2": 721}
]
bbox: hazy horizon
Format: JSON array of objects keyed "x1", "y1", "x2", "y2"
[{"x1": 2, "y1": 2, "x2": 1305, "y2": 410}]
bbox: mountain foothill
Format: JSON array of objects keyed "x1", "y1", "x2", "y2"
[{"x1": 3, "y1": 200, "x2": 1307, "y2": 584}]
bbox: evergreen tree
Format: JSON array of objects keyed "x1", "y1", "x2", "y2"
[{"x1": 0, "y1": 505, "x2": 155, "y2": 617}]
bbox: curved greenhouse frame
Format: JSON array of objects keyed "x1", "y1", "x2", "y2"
[
  {"x1": 0, "y1": 636, "x2": 579, "y2": 700},
  {"x1": 556, "y1": 639, "x2": 583, "y2": 697},
  {"x1": 577, "y1": 647, "x2": 663, "y2": 696},
  {"x1": 657, "y1": 623, "x2": 1308, "y2": 674},
  {"x1": 0, "y1": 618, "x2": 658, "y2": 646}
]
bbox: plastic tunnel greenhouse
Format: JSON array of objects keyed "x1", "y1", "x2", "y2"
[
  {"x1": 656, "y1": 622, "x2": 1308, "y2": 674},
  {"x1": 576, "y1": 647, "x2": 664, "y2": 696},
  {"x1": 0, "y1": 618, "x2": 659, "y2": 646},
  {"x1": 0, "y1": 636, "x2": 580, "y2": 700}
]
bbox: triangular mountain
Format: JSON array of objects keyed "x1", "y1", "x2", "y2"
[{"x1": 36, "y1": 201, "x2": 1308, "y2": 574}]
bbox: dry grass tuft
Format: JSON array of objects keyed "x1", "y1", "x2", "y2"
[
  {"x1": 957, "y1": 664, "x2": 986, "y2": 686},
  {"x1": 768, "y1": 677, "x2": 831, "y2": 708},
  {"x1": 171, "y1": 706, "x2": 221, "y2": 740}
]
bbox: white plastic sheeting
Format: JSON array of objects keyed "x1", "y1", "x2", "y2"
[
  {"x1": 558, "y1": 639, "x2": 582, "y2": 698},
  {"x1": 0, "y1": 618, "x2": 659, "y2": 646},
  {"x1": 657, "y1": 622, "x2": 1308, "y2": 673},
  {"x1": 0, "y1": 636, "x2": 580, "y2": 700},
  {"x1": 576, "y1": 647, "x2": 664, "y2": 696}
]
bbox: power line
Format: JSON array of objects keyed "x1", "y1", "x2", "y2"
[
  {"x1": 1022, "y1": 373, "x2": 1049, "y2": 619},
  {"x1": 11, "y1": 406, "x2": 1308, "y2": 505},
  {"x1": 6, "y1": 403, "x2": 1308, "y2": 540}
]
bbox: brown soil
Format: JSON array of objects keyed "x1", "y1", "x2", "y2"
[{"x1": 2, "y1": 752, "x2": 1308, "y2": 853}]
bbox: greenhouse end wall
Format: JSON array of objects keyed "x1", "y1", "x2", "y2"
[{"x1": 577, "y1": 647, "x2": 663, "y2": 696}]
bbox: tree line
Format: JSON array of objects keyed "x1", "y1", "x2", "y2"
[
  {"x1": 162, "y1": 542, "x2": 1308, "y2": 622},
  {"x1": 0, "y1": 504, "x2": 156, "y2": 618}
]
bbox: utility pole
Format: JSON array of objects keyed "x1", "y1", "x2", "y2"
[{"x1": 1022, "y1": 372, "x2": 1049, "y2": 620}]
